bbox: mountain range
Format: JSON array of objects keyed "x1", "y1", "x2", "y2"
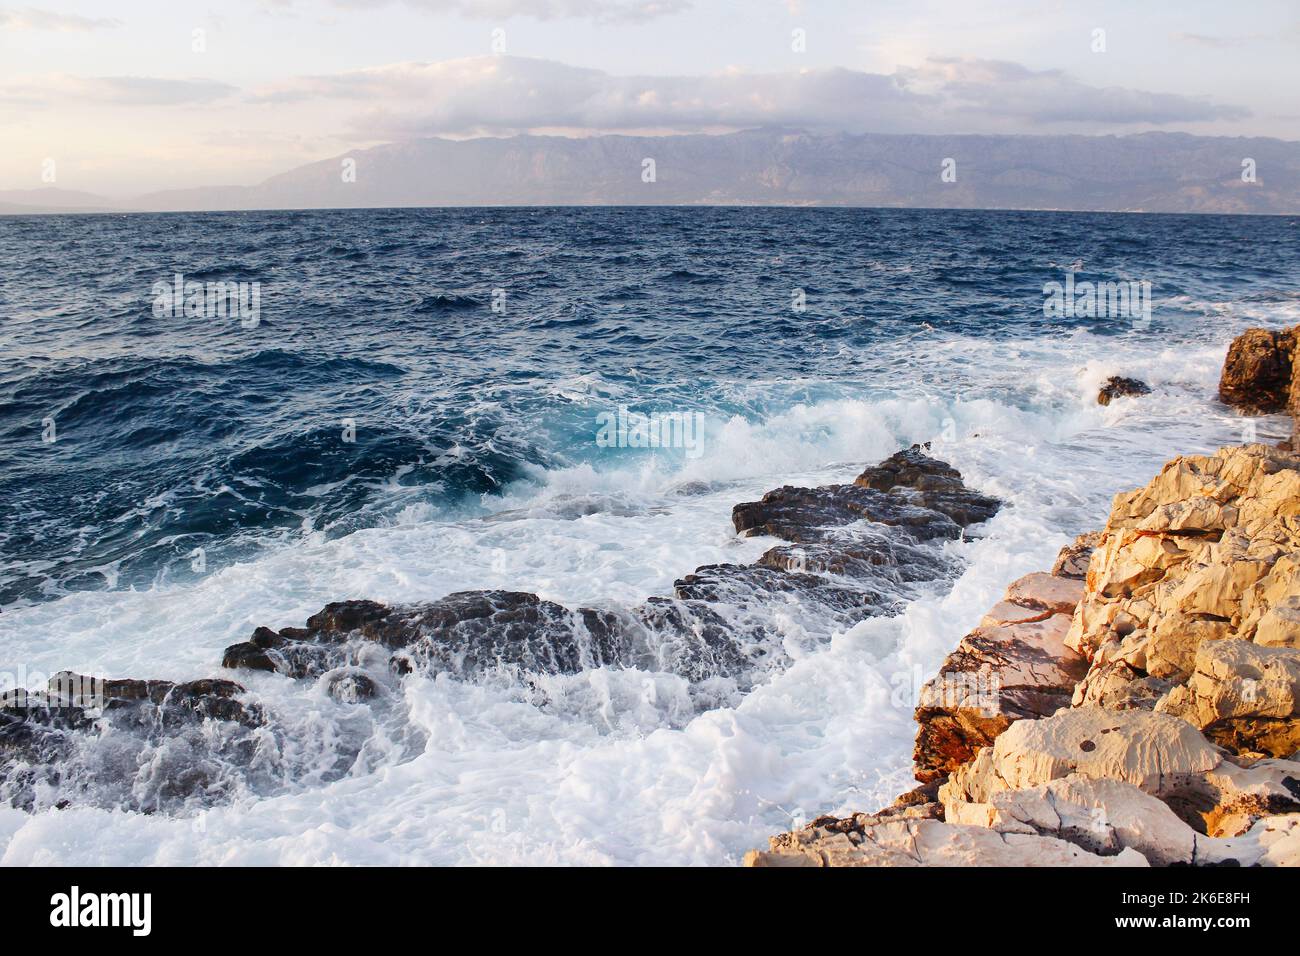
[{"x1": 4, "y1": 128, "x2": 1298, "y2": 215}]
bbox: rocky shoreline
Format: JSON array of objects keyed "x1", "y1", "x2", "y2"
[
  {"x1": 4, "y1": 329, "x2": 1298, "y2": 866},
  {"x1": 746, "y1": 327, "x2": 1300, "y2": 867}
]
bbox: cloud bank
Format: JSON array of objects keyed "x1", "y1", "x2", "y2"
[{"x1": 250, "y1": 55, "x2": 1249, "y2": 140}]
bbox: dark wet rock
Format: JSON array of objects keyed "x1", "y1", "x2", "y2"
[
  {"x1": 904, "y1": 487, "x2": 1000, "y2": 530},
  {"x1": 733, "y1": 484, "x2": 963, "y2": 543},
  {"x1": 400, "y1": 591, "x2": 629, "y2": 677},
  {"x1": 1098, "y1": 376, "x2": 1151, "y2": 406},
  {"x1": 303, "y1": 600, "x2": 393, "y2": 641},
  {"x1": 326, "y1": 671, "x2": 379, "y2": 703},
  {"x1": 853, "y1": 447, "x2": 1000, "y2": 528},
  {"x1": 756, "y1": 534, "x2": 953, "y2": 585},
  {"x1": 227, "y1": 450, "x2": 997, "y2": 695},
  {"x1": 222, "y1": 634, "x2": 279, "y2": 672},
  {"x1": 3, "y1": 674, "x2": 259, "y2": 733},
  {"x1": 0, "y1": 693, "x2": 95, "y2": 765},
  {"x1": 671, "y1": 480, "x2": 717, "y2": 496},
  {"x1": 732, "y1": 446, "x2": 998, "y2": 544},
  {"x1": 225, "y1": 590, "x2": 630, "y2": 682},
  {"x1": 629, "y1": 597, "x2": 750, "y2": 682},
  {"x1": 0, "y1": 674, "x2": 265, "y2": 812},
  {"x1": 1219, "y1": 326, "x2": 1297, "y2": 414},
  {"x1": 674, "y1": 563, "x2": 893, "y2": 618},
  {"x1": 853, "y1": 445, "x2": 964, "y2": 492}
]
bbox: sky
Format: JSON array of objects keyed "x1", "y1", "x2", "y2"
[{"x1": 0, "y1": 0, "x2": 1296, "y2": 196}]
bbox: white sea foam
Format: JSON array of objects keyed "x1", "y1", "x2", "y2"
[{"x1": 0, "y1": 325, "x2": 1292, "y2": 865}]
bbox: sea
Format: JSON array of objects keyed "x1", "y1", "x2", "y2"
[{"x1": 0, "y1": 206, "x2": 1297, "y2": 864}]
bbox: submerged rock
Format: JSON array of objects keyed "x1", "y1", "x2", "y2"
[
  {"x1": 1097, "y1": 376, "x2": 1151, "y2": 406},
  {"x1": 755, "y1": 532, "x2": 951, "y2": 585},
  {"x1": 222, "y1": 590, "x2": 628, "y2": 681},
  {"x1": 628, "y1": 597, "x2": 751, "y2": 682},
  {"x1": 0, "y1": 674, "x2": 264, "y2": 813},
  {"x1": 673, "y1": 563, "x2": 893, "y2": 618},
  {"x1": 1, "y1": 674, "x2": 258, "y2": 743}
]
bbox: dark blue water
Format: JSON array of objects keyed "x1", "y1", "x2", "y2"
[{"x1": 2, "y1": 206, "x2": 1297, "y2": 606}]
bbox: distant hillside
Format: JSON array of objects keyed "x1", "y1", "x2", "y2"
[
  {"x1": 0, "y1": 188, "x2": 121, "y2": 215},
  {"x1": 4, "y1": 129, "x2": 1299, "y2": 215}
]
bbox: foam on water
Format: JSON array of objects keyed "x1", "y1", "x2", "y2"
[
  {"x1": 3, "y1": 206, "x2": 1297, "y2": 864},
  {"x1": 2, "y1": 321, "x2": 1291, "y2": 864}
]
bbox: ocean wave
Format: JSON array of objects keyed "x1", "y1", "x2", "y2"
[{"x1": 2, "y1": 207, "x2": 1297, "y2": 863}]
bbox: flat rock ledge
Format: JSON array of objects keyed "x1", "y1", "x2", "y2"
[{"x1": 748, "y1": 442, "x2": 1300, "y2": 868}]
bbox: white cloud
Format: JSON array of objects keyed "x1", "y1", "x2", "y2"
[
  {"x1": 251, "y1": 55, "x2": 1248, "y2": 140},
  {"x1": 0, "y1": 6, "x2": 121, "y2": 31},
  {"x1": 0, "y1": 74, "x2": 238, "y2": 106},
  {"x1": 899, "y1": 58, "x2": 1249, "y2": 126}
]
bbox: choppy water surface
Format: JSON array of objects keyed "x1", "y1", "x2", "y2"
[{"x1": 0, "y1": 207, "x2": 1297, "y2": 864}]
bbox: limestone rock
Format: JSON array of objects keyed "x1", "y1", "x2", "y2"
[
  {"x1": 946, "y1": 774, "x2": 1196, "y2": 865},
  {"x1": 743, "y1": 815, "x2": 1150, "y2": 867},
  {"x1": 1052, "y1": 531, "x2": 1101, "y2": 579},
  {"x1": 749, "y1": 350, "x2": 1300, "y2": 868},
  {"x1": 1066, "y1": 445, "x2": 1300, "y2": 726},
  {"x1": 1204, "y1": 813, "x2": 1300, "y2": 866},
  {"x1": 913, "y1": 571, "x2": 1088, "y2": 782},
  {"x1": 943, "y1": 772, "x2": 1300, "y2": 866},
  {"x1": 1255, "y1": 594, "x2": 1300, "y2": 647},
  {"x1": 1003, "y1": 572, "x2": 1085, "y2": 616},
  {"x1": 941, "y1": 706, "x2": 1221, "y2": 800},
  {"x1": 1155, "y1": 638, "x2": 1300, "y2": 758},
  {"x1": 939, "y1": 706, "x2": 1300, "y2": 836}
]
